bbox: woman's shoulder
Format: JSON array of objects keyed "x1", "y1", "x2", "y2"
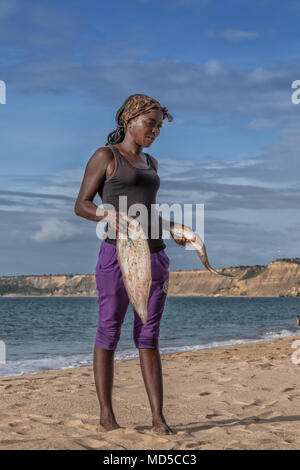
[
  {"x1": 145, "y1": 152, "x2": 158, "y2": 171},
  {"x1": 90, "y1": 146, "x2": 115, "y2": 164}
]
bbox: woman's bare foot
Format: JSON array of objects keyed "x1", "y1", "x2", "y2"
[
  {"x1": 100, "y1": 412, "x2": 121, "y2": 431},
  {"x1": 152, "y1": 416, "x2": 174, "y2": 435}
]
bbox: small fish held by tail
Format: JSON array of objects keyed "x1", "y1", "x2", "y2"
[{"x1": 170, "y1": 224, "x2": 235, "y2": 277}]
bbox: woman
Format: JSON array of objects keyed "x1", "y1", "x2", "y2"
[{"x1": 74, "y1": 94, "x2": 189, "y2": 435}]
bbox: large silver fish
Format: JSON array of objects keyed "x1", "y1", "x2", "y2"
[
  {"x1": 116, "y1": 214, "x2": 152, "y2": 324},
  {"x1": 170, "y1": 224, "x2": 234, "y2": 277}
]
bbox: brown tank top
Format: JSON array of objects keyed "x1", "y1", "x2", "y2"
[{"x1": 98, "y1": 144, "x2": 166, "y2": 253}]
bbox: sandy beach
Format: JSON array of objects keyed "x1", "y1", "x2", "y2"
[{"x1": 0, "y1": 336, "x2": 300, "y2": 450}]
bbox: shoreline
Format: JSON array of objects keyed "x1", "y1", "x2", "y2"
[
  {"x1": 2, "y1": 335, "x2": 296, "y2": 379},
  {"x1": 1, "y1": 331, "x2": 300, "y2": 380},
  {"x1": 1, "y1": 336, "x2": 300, "y2": 450}
]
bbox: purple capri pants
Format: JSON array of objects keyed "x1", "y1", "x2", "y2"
[{"x1": 94, "y1": 240, "x2": 170, "y2": 350}]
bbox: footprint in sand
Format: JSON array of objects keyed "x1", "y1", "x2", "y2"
[
  {"x1": 102, "y1": 427, "x2": 174, "y2": 450},
  {"x1": 258, "y1": 363, "x2": 274, "y2": 369},
  {"x1": 232, "y1": 400, "x2": 251, "y2": 406},
  {"x1": 72, "y1": 413, "x2": 97, "y2": 420},
  {"x1": 240, "y1": 399, "x2": 263, "y2": 409},
  {"x1": 63, "y1": 419, "x2": 84, "y2": 427},
  {"x1": 166, "y1": 394, "x2": 177, "y2": 399},
  {"x1": 233, "y1": 384, "x2": 248, "y2": 390},
  {"x1": 264, "y1": 400, "x2": 279, "y2": 407},
  {"x1": 59, "y1": 414, "x2": 100, "y2": 432},
  {"x1": 287, "y1": 396, "x2": 298, "y2": 402},
  {"x1": 205, "y1": 413, "x2": 221, "y2": 419},
  {"x1": 74, "y1": 437, "x2": 115, "y2": 450},
  {"x1": 216, "y1": 377, "x2": 232, "y2": 383},
  {"x1": 11, "y1": 402, "x2": 27, "y2": 408},
  {"x1": 177, "y1": 441, "x2": 205, "y2": 449}
]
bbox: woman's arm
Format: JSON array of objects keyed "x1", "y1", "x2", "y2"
[
  {"x1": 74, "y1": 147, "x2": 113, "y2": 221},
  {"x1": 74, "y1": 147, "x2": 127, "y2": 233}
]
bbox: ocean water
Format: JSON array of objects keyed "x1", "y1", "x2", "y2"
[{"x1": 0, "y1": 296, "x2": 299, "y2": 377}]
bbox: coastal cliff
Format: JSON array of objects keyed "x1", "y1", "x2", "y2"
[{"x1": 1, "y1": 259, "x2": 300, "y2": 297}]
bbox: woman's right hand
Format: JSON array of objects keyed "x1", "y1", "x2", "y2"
[
  {"x1": 103, "y1": 209, "x2": 129, "y2": 236},
  {"x1": 103, "y1": 210, "x2": 145, "y2": 240}
]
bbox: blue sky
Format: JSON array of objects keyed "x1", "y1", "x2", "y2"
[{"x1": 0, "y1": 0, "x2": 300, "y2": 275}]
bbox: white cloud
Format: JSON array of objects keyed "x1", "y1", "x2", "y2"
[
  {"x1": 228, "y1": 159, "x2": 266, "y2": 169},
  {"x1": 32, "y1": 219, "x2": 82, "y2": 243},
  {"x1": 206, "y1": 28, "x2": 260, "y2": 43},
  {"x1": 248, "y1": 66, "x2": 286, "y2": 83},
  {"x1": 200, "y1": 162, "x2": 227, "y2": 170},
  {"x1": 4, "y1": 55, "x2": 296, "y2": 122},
  {"x1": 203, "y1": 59, "x2": 224, "y2": 75},
  {"x1": 214, "y1": 177, "x2": 280, "y2": 189},
  {"x1": 247, "y1": 118, "x2": 277, "y2": 130}
]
